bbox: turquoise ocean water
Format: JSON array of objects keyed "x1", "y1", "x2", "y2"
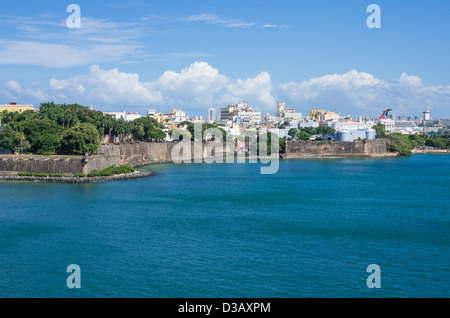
[{"x1": 0, "y1": 154, "x2": 449, "y2": 298}]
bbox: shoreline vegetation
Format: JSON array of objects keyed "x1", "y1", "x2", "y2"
[
  {"x1": 1, "y1": 103, "x2": 449, "y2": 183},
  {"x1": 0, "y1": 151, "x2": 448, "y2": 184},
  {"x1": 0, "y1": 167, "x2": 153, "y2": 183}
]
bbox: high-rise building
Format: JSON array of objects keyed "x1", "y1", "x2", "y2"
[
  {"x1": 208, "y1": 108, "x2": 216, "y2": 121},
  {"x1": 423, "y1": 111, "x2": 431, "y2": 121}
]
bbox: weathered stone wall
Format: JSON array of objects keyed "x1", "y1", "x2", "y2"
[
  {"x1": 98, "y1": 141, "x2": 234, "y2": 166},
  {"x1": 83, "y1": 155, "x2": 122, "y2": 174},
  {"x1": 0, "y1": 142, "x2": 176, "y2": 175},
  {"x1": 0, "y1": 156, "x2": 86, "y2": 174},
  {"x1": 0, "y1": 140, "x2": 392, "y2": 175},
  {"x1": 98, "y1": 142, "x2": 175, "y2": 166},
  {"x1": 285, "y1": 139, "x2": 389, "y2": 158}
]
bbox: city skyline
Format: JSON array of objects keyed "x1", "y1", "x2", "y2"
[{"x1": 0, "y1": 0, "x2": 449, "y2": 117}]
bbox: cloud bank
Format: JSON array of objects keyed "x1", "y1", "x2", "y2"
[{"x1": 1, "y1": 63, "x2": 449, "y2": 117}]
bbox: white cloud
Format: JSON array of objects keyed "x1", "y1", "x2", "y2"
[
  {"x1": 221, "y1": 72, "x2": 275, "y2": 110},
  {"x1": 0, "y1": 41, "x2": 92, "y2": 68},
  {"x1": 187, "y1": 14, "x2": 255, "y2": 28},
  {"x1": 0, "y1": 16, "x2": 147, "y2": 68},
  {"x1": 261, "y1": 24, "x2": 289, "y2": 29},
  {"x1": 1, "y1": 80, "x2": 48, "y2": 101},
  {"x1": 262, "y1": 24, "x2": 278, "y2": 28},
  {"x1": 1, "y1": 65, "x2": 449, "y2": 118},
  {"x1": 280, "y1": 70, "x2": 450, "y2": 117},
  {"x1": 47, "y1": 65, "x2": 163, "y2": 105},
  {"x1": 0, "y1": 62, "x2": 276, "y2": 113}
]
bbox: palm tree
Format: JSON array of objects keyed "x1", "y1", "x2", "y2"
[{"x1": 15, "y1": 132, "x2": 26, "y2": 155}]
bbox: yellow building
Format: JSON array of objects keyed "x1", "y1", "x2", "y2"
[
  {"x1": 0, "y1": 102, "x2": 34, "y2": 113},
  {"x1": 147, "y1": 110, "x2": 172, "y2": 125},
  {"x1": 309, "y1": 109, "x2": 327, "y2": 121}
]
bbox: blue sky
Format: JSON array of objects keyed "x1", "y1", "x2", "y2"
[{"x1": 0, "y1": 0, "x2": 449, "y2": 118}]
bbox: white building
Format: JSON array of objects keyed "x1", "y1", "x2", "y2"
[
  {"x1": 169, "y1": 108, "x2": 189, "y2": 124},
  {"x1": 208, "y1": 108, "x2": 216, "y2": 121},
  {"x1": 276, "y1": 101, "x2": 302, "y2": 120},
  {"x1": 268, "y1": 128, "x2": 290, "y2": 139},
  {"x1": 104, "y1": 111, "x2": 142, "y2": 121},
  {"x1": 322, "y1": 111, "x2": 340, "y2": 122},
  {"x1": 219, "y1": 102, "x2": 262, "y2": 126},
  {"x1": 379, "y1": 118, "x2": 395, "y2": 133},
  {"x1": 392, "y1": 120, "x2": 422, "y2": 134},
  {"x1": 333, "y1": 119, "x2": 376, "y2": 142},
  {"x1": 233, "y1": 110, "x2": 262, "y2": 124},
  {"x1": 299, "y1": 119, "x2": 320, "y2": 129},
  {"x1": 333, "y1": 120, "x2": 375, "y2": 132}
]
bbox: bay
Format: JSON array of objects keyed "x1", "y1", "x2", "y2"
[{"x1": 0, "y1": 155, "x2": 449, "y2": 298}]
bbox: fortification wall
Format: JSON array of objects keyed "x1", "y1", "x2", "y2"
[
  {"x1": 98, "y1": 142, "x2": 175, "y2": 166},
  {"x1": 0, "y1": 140, "x2": 392, "y2": 176},
  {"x1": 285, "y1": 139, "x2": 389, "y2": 158},
  {"x1": 0, "y1": 156, "x2": 86, "y2": 174},
  {"x1": 0, "y1": 155, "x2": 123, "y2": 175}
]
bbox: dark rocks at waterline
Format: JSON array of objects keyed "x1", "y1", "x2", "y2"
[{"x1": 0, "y1": 170, "x2": 154, "y2": 183}]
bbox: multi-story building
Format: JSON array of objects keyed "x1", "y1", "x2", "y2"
[
  {"x1": 220, "y1": 105, "x2": 235, "y2": 121},
  {"x1": 220, "y1": 102, "x2": 249, "y2": 121},
  {"x1": 147, "y1": 110, "x2": 165, "y2": 124},
  {"x1": 168, "y1": 108, "x2": 189, "y2": 124},
  {"x1": 299, "y1": 119, "x2": 320, "y2": 129},
  {"x1": 208, "y1": 108, "x2": 216, "y2": 121},
  {"x1": 0, "y1": 102, "x2": 33, "y2": 113},
  {"x1": 322, "y1": 111, "x2": 340, "y2": 122},
  {"x1": 233, "y1": 109, "x2": 262, "y2": 124},
  {"x1": 309, "y1": 109, "x2": 327, "y2": 121},
  {"x1": 275, "y1": 102, "x2": 303, "y2": 121},
  {"x1": 379, "y1": 118, "x2": 395, "y2": 133},
  {"x1": 391, "y1": 120, "x2": 422, "y2": 134},
  {"x1": 219, "y1": 102, "x2": 261, "y2": 126},
  {"x1": 333, "y1": 119, "x2": 376, "y2": 141}
]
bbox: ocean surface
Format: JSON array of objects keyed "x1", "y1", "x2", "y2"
[{"x1": 0, "y1": 154, "x2": 449, "y2": 298}]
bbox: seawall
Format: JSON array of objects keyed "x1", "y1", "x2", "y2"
[
  {"x1": 0, "y1": 140, "x2": 394, "y2": 176},
  {"x1": 285, "y1": 139, "x2": 391, "y2": 158},
  {"x1": 98, "y1": 142, "x2": 176, "y2": 166}
]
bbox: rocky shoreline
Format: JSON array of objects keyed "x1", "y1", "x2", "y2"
[
  {"x1": 0, "y1": 169, "x2": 154, "y2": 183},
  {"x1": 412, "y1": 149, "x2": 449, "y2": 154}
]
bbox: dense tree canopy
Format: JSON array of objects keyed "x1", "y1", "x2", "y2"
[
  {"x1": 372, "y1": 123, "x2": 387, "y2": 139},
  {"x1": 0, "y1": 102, "x2": 167, "y2": 155},
  {"x1": 61, "y1": 123, "x2": 100, "y2": 154}
]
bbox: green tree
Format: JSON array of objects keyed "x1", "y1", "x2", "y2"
[
  {"x1": 15, "y1": 132, "x2": 27, "y2": 154},
  {"x1": 288, "y1": 128, "x2": 299, "y2": 139},
  {"x1": 19, "y1": 118, "x2": 62, "y2": 154},
  {"x1": 386, "y1": 133, "x2": 413, "y2": 155},
  {"x1": 300, "y1": 127, "x2": 316, "y2": 135},
  {"x1": 0, "y1": 125, "x2": 18, "y2": 151},
  {"x1": 279, "y1": 137, "x2": 286, "y2": 154},
  {"x1": 408, "y1": 134, "x2": 427, "y2": 148},
  {"x1": 425, "y1": 135, "x2": 450, "y2": 149},
  {"x1": 61, "y1": 123, "x2": 100, "y2": 154},
  {"x1": 297, "y1": 131, "x2": 311, "y2": 141},
  {"x1": 372, "y1": 123, "x2": 387, "y2": 139},
  {"x1": 315, "y1": 126, "x2": 336, "y2": 135},
  {"x1": 33, "y1": 134, "x2": 61, "y2": 154}
]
